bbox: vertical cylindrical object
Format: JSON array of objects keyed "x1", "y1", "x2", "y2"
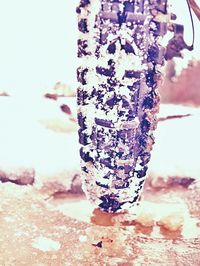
[{"x1": 77, "y1": 0, "x2": 168, "y2": 213}]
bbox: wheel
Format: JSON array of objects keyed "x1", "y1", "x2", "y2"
[{"x1": 77, "y1": 0, "x2": 169, "y2": 213}]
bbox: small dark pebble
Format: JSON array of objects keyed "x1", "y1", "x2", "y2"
[
  {"x1": 92, "y1": 241, "x2": 103, "y2": 248},
  {"x1": 60, "y1": 104, "x2": 71, "y2": 115}
]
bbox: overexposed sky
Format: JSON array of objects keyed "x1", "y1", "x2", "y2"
[
  {"x1": 0, "y1": 0, "x2": 78, "y2": 97},
  {"x1": 0, "y1": 0, "x2": 199, "y2": 97}
]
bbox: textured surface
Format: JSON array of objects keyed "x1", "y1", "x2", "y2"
[
  {"x1": 77, "y1": 0, "x2": 169, "y2": 213},
  {"x1": 0, "y1": 183, "x2": 200, "y2": 266}
]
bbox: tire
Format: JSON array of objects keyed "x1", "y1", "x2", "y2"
[{"x1": 77, "y1": 0, "x2": 169, "y2": 213}]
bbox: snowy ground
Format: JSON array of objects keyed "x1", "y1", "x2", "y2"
[{"x1": 0, "y1": 96, "x2": 199, "y2": 194}]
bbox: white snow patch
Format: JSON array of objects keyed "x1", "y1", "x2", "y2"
[{"x1": 32, "y1": 236, "x2": 61, "y2": 252}]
